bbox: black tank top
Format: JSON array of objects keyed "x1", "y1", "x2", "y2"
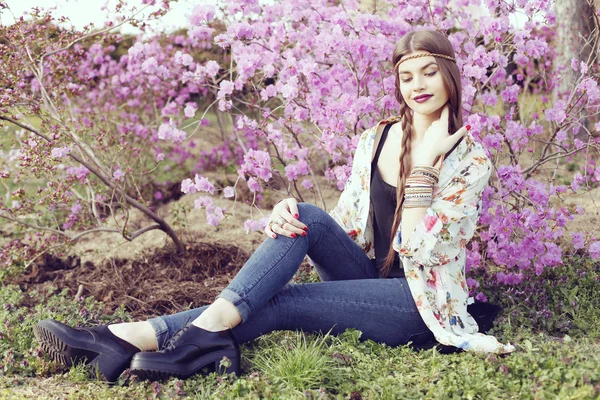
[{"x1": 370, "y1": 122, "x2": 404, "y2": 278}]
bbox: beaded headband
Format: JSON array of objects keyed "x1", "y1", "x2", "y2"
[{"x1": 394, "y1": 53, "x2": 456, "y2": 70}]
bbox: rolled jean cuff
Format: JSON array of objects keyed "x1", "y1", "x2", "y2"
[
  {"x1": 217, "y1": 287, "x2": 251, "y2": 323},
  {"x1": 147, "y1": 316, "x2": 170, "y2": 350}
]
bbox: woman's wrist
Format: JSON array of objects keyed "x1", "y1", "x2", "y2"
[
  {"x1": 402, "y1": 165, "x2": 440, "y2": 209},
  {"x1": 414, "y1": 156, "x2": 437, "y2": 167}
]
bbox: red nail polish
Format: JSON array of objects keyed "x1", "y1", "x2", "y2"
[
  {"x1": 301, "y1": 232, "x2": 307, "y2": 236},
  {"x1": 272, "y1": 234, "x2": 276, "y2": 239},
  {"x1": 466, "y1": 124, "x2": 471, "y2": 131},
  {"x1": 303, "y1": 226, "x2": 308, "y2": 231},
  {"x1": 294, "y1": 214, "x2": 299, "y2": 219},
  {"x1": 291, "y1": 233, "x2": 296, "y2": 238}
]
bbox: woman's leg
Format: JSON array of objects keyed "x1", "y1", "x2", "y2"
[
  {"x1": 112, "y1": 202, "x2": 377, "y2": 347},
  {"x1": 189, "y1": 202, "x2": 380, "y2": 332},
  {"x1": 149, "y1": 277, "x2": 430, "y2": 350},
  {"x1": 35, "y1": 202, "x2": 386, "y2": 380}
]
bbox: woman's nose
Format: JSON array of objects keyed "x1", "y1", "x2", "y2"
[{"x1": 413, "y1": 76, "x2": 425, "y2": 90}]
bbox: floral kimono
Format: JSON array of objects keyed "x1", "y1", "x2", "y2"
[{"x1": 316, "y1": 116, "x2": 515, "y2": 354}]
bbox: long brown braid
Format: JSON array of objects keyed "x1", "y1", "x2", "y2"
[{"x1": 380, "y1": 30, "x2": 463, "y2": 277}]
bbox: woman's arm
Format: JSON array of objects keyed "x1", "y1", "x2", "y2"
[
  {"x1": 400, "y1": 155, "x2": 438, "y2": 247},
  {"x1": 396, "y1": 149, "x2": 492, "y2": 267}
]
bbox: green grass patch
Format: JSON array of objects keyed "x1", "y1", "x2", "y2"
[
  {"x1": 1, "y1": 256, "x2": 599, "y2": 398},
  {"x1": 480, "y1": 254, "x2": 600, "y2": 341}
]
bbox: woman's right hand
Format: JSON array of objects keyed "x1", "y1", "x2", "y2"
[{"x1": 265, "y1": 198, "x2": 308, "y2": 239}]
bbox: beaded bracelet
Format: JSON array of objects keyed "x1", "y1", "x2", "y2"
[{"x1": 402, "y1": 165, "x2": 440, "y2": 209}]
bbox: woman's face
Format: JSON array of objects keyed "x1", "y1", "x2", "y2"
[{"x1": 397, "y1": 52, "x2": 449, "y2": 117}]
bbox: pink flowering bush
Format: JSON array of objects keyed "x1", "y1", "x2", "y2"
[
  {"x1": 0, "y1": 2, "x2": 190, "y2": 260},
  {"x1": 177, "y1": 0, "x2": 600, "y2": 287},
  {"x1": 1, "y1": 0, "x2": 599, "y2": 299}
]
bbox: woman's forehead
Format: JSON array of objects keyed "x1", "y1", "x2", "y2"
[{"x1": 397, "y1": 55, "x2": 438, "y2": 74}]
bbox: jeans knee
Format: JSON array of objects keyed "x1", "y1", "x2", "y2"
[{"x1": 296, "y1": 203, "x2": 328, "y2": 225}]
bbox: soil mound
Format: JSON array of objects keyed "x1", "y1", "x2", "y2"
[{"x1": 11, "y1": 242, "x2": 250, "y2": 319}]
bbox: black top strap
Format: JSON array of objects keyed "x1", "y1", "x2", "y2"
[{"x1": 372, "y1": 122, "x2": 397, "y2": 166}]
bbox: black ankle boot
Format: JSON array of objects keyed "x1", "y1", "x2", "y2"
[
  {"x1": 130, "y1": 324, "x2": 240, "y2": 381},
  {"x1": 34, "y1": 319, "x2": 140, "y2": 382}
]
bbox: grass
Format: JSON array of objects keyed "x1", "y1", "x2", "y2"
[{"x1": 0, "y1": 254, "x2": 599, "y2": 399}]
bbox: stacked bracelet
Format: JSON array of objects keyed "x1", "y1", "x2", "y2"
[{"x1": 402, "y1": 165, "x2": 440, "y2": 209}]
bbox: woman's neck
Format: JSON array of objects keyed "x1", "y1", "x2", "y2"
[{"x1": 411, "y1": 109, "x2": 442, "y2": 142}]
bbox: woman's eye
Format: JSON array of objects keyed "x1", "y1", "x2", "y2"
[{"x1": 401, "y1": 71, "x2": 437, "y2": 83}]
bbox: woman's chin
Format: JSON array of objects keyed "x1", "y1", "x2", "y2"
[{"x1": 412, "y1": 108, "x2": 440, "y2": 117}]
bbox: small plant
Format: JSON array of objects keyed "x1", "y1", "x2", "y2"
[
  {"x1": 170, "y1": 201, "x2": 192, "y2": 229},
  {"x1": 251, "y1": 330, "x2": 343, "y2": 392}
]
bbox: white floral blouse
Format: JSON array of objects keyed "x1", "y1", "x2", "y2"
[{"x1": 314, "y1": 116, "x2": 516, "y2": 354}]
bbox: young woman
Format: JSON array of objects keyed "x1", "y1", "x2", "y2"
[{"x1": 34, "y1": 29, "x2": 515, "y2": 383}]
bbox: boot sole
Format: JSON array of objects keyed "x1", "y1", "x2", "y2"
[
  {"x1": 33, "y1": 320, "x2": 132, "y2": 382},
  {"x1": 130, "y1": 349, "x2": 240, "y2": 381}
]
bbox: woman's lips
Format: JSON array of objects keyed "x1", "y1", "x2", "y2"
[{"x1": 414, "y1": 95, "x2": 433, "y2": 103}]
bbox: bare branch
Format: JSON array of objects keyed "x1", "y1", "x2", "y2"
[{"x1": 0, "y1": 115, "x2": 52, "y2": 142}]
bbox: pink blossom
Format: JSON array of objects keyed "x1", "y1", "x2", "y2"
[
  {"x1": 218, "y1": 99, "x2": 232, "y2": 111},
  {"x1": 571, "y1": 232, "x2": 585, "y2": 250},
  {"x1": 194, "y1": 196, "x2": 212, "y2": 208},
  {"x1": 466, "y1": 277, "x2": 480, "y2": 290},
  {"x1": 170, "y1": 129, "x2": 187, "y2": 143},
  {"x1": 571, "y1": 172, "x2": 584, "y2": 191},
  {"x1": 247, "y1": 177, "x2": 261, "y2": 193},
  {"x1": 51, "y1": 147, "x2": 71, "y2": 158},
  {"x1": 66, "y1": 166, "x2": 89, "y2": 182},
  {"x1": 127, "y1": 42, "x2": 145, "y2": 62},
  {"x1": 544, "y1": 99, "x2": 567, "y2": 123},
  {"x1": 301, "y1": 179, "x2": 313, "y2": 190},
  {"x1": 181, "y1": 178, "x2": 196, "y2": 194},
  {"x1": 175, "y1": 51, "x2": 194, "y2": 66},
  {"x1": 217, "y1": 80, "x2": 235, "y2": 99},
  {"x1": 184, "y1": 102, "x2": 197, "y2": 118},
  {"x1": 284, "y1": 159, "x2": 310, "y2": 181},
  {"x1": 244, "y1": 216, "x2": 269, "y2": 234},
  {"x1": 204, "y1": 60, "x2": 220, "y2": 77},
  {"x1": 475, "y1": 292, "x2": 488, "y2": 302},
  {"x1": 205, "y1": 204, "x2": 225, "y2": 226},
  {"x1": 190, "y1": 4, "x2": 216, "y2": 25},
  {"x1": 157, "y1": 122, "x2": 174, "y2": 140},
  {"x1": 155, "y1": 65, "x2": 170, "y2": 80},
  {"x1": 141, "y1": 57, "x2": 158, "y2": 74},
  {"x1": 495, "y1": 272, "x2": 524, "y2": 285},
  {"x1": 589, "y1": 241, "x2": 600, "y2": 260},
  {"x1": 500, "y1": 84, "x2": 520, "y2": 103},
  {"x1": 223, "y1": 186, "x2": 235, "y2": 198},
  {"x1": 189, "y1": 174, "x2": 215, "y2": 194},
  {"x1": 71, "y1": 203, "x2": 83, "y2": 214},
  {"x1": 239, "y1": 149, "x2": 272, "y2": 181},
  {"x1": 497, "y1": 165, "x2": 524, "y2": 191},
  {"x1": 113, "y1": 168, "x2": 125, "y2": 181},
  {"x1": 157, "y1": 120, "x2": 186, "y2": 143}
]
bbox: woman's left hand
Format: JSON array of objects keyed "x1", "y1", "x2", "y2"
[{"x1": 413, "y1": 104, "x2": 470, "y2": 164}]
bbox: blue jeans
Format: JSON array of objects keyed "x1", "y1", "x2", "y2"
[{"x1": 148, "y1": 203, "x2": 434, "y2": 349}]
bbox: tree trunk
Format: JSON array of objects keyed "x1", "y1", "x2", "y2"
[{"x1": 553, "y1": 0, "x2": 599, "y2": 137}]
